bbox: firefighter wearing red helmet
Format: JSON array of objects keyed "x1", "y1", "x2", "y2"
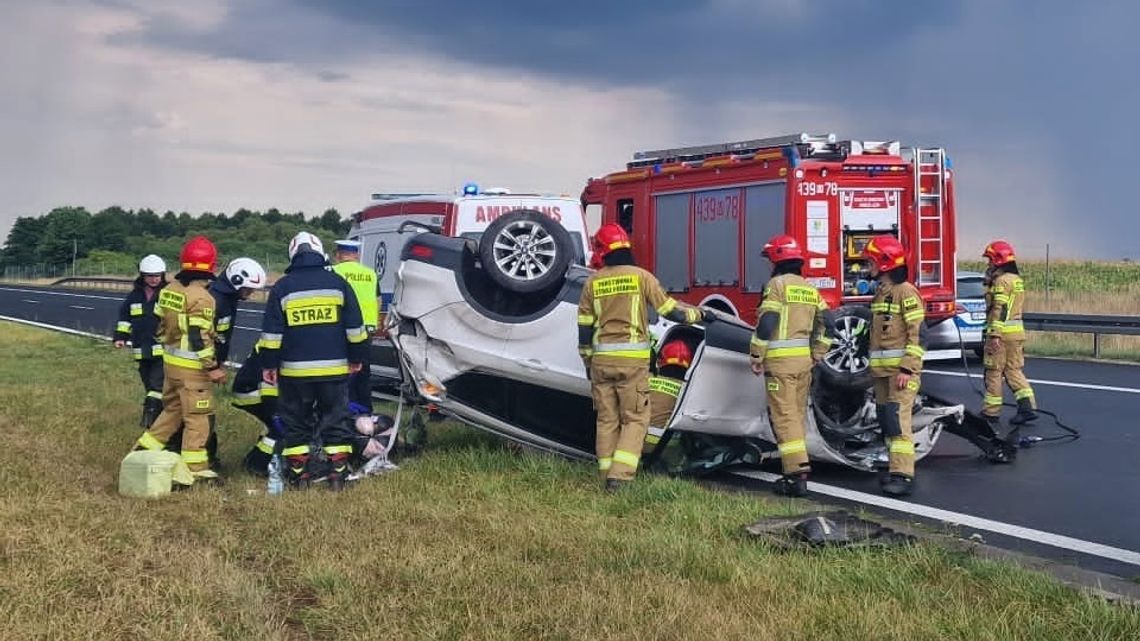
[
  {"x1": 749, "y1": 234, "x2": 834, "y2": 497},
  {"x1": 982, "y1": 240, "x2": 1036, "y2": 425},
  {"x1": 642, "y1": 339, "x2": 691, "y2": 458},
  {"x1": 578, "y1": 223, "x2": 710, "y2": 491},
  {"x1": 131, "y1": 236, "x2": 226, "y2": 483},
  {"x1": 863, "y1": 235, "x2": 924, "y2": 497}
]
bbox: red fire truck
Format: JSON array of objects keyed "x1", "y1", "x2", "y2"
[
  {"x1": 581, "y1": 133, "x2": 958, "y2": 387},
  {"x1": 582, "y1": 132, "x2": 957, "y2": 320}
]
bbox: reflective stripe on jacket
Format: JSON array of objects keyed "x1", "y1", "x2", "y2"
[
  {"x1": 986, "y1": 271, "x2": 1027, "y2": 339},
  {"x1": 869, "y1": 280, "x2": 924, "y2": 376},
  {"x1": 749, "y1": 274, "x2": 832, "y2": 374},
  {"x1": 577, "y1": 265, "x2": 699, "y2": 364},
  {"x1": 259, "y1": 252, "x2": 368, "y2": 380},
  {"x1": 154, "y1": 278, "x2": 218, "y2": 371},
  {"x1": 333, "y1": 260, "x2": 380, "y2": 329},
  {"x1": 114, "y1": 279, "x2": 164, "y2": 361}
]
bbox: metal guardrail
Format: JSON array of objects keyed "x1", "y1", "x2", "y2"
[
  {"x1": 1023, "y1": 312, "x2": 1140, "y2": 358},
  {"x1": 52, "y1": 276, "x2": 135, "y2": 291}
]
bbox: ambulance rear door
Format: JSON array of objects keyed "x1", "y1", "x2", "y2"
[{"x1": 452, "y1": 195, "x2": 591, "y2": 264}]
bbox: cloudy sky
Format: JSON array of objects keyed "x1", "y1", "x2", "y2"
[{"x1": 1, "y1": 0, "x2": 1136, "y2": 258}]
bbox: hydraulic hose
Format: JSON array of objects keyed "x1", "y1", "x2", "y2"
[{"x1": 952, "y1": 321, "x2": 1080, "y2": 446}]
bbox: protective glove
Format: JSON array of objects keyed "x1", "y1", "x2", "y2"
[{"x1": 701, "y1": 308, "x2": 717, "y2": 323}]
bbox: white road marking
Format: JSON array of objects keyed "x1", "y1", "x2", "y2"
[
  {"x1": 21, "y1": 299, "x2": 40, "y2": 304},
  {"x1": 69, "y1": 305, "x2": 95, "y2": 311},
  {"x1": 0, "y1": 286, "x2": 122, "y2": 301},
  {"x1": 925, "y1": 369, "x2": 1140, "y2": 395},
  {"x1": 0, "y1": 315, "x2": 246, "y2": 370},
  {"x1": 732, "y1": 468, "x2": 1140, "y2": 567},
  {"x1": 0, "y1": 314, "x2": 111, "y2": 341}
]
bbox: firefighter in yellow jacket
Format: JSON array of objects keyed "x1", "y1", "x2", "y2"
[
  {"x1": 748, "y1": 235, "x2": 833, "y2": 497},
  {"x1": 132, "y1": 236, "x2": 227, "y2": 482},
  {"x1": 981, "y1": 240, "x2": 1037, "y2": 425},
  {"x1": 641, "y1": 339, "x2": 691, "y2": 473},
  {"x1": 863, "y1": 235, "x2": 924, "y2": 497},
  {"x1": 578, "y1": 224, "x2": 710, "y2": 491}
]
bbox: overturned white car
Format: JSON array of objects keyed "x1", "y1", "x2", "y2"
[{"x1": 384, "y1": 211, "x2": 1014, "y2": 473}]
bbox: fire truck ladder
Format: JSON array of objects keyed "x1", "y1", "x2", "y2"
[
  {"x1": 631, "y1": 133, "x2": 837, "y2": 164},
  {"x1": 914, "y1": 148, "x2": 946, "y2": 286}
]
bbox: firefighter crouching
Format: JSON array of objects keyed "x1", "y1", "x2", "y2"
[
  {"x1": 260, "y1": 232, "x2": 369, "y2": 491},
  {"x1": 114, "y1": 254, "x2": 168, "y2": 429},
  {"x1": 863, "y1": 235, "x2": 925, "y2": 497},
  {"x1": 132, "y1": 237, "x2": 226, "y2": 483},
  {"x1": 233, "y1": 342, "x2": 281, "y2": 474},
  {"x1": 982, "y1": 240, "x2": 1036, "y2": 426},
  {"x1": 578, "y1": 223, "x2": 711, "y2": 491},
  {"x1": 749, "y1": 235, "x2": 834, "y2": 497},
  {"x1": 641, "y1": 339, "x2": 691, "y2": 473},
  {"x1": 332, "y1": 239, "x2": 380, "y2": 413}
]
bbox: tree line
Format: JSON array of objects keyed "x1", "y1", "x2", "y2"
[{"x1": 0, "y1": 206, "x2": 352, "y2": 275}]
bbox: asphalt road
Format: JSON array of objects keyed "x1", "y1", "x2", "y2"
[{"x1": 2, "y1": 283, "x2": 1138, "y2": 576}]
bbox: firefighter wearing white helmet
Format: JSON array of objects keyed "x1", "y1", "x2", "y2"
[
  {"x1": 113, "y1": 254, "x2": 169, "y2": 428},
  {"x1": 260, "y1": 231, "x2": 368, "y2": 490}
]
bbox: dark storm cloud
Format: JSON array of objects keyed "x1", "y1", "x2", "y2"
[{"x1": 90, "y1": 0, "x2": 1140, "y2": 257}]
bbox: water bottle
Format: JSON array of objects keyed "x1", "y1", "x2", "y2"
[{"x1": 267, "y1": 454, "x2": 284, "y2": 495}]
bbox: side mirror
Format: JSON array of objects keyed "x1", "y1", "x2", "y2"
[{"x1": 398, "y1": 221, "x2": 442, "y2": 235}]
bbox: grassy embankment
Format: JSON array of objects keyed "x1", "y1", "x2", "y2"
[
  {"x1": 960, "y1": 260, "x2": 1140, "y2": 361},
  {"x1": 1, "y1": 321, "x2": 1138, "y2": 640}
]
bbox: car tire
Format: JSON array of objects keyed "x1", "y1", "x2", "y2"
[
  {"x1": 817, "y1": 304, "x2": 874, "y2": 392},
  {"x1": 478, "y1": 209, "x2": 572, "y2": 294}
]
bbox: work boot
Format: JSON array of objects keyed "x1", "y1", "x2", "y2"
[
  {"x1": 326, "y1": 453, "x2": 349, "y2": 492},
  {"x1": 1009, "y1": 399, "x2": 1038, "y2": 425},
  {"x1": 982, "y1": 414, "x2": 1003, "y2": 435},
  {"x1": 875, "y1": 464, "x2": 891, "y2": 487},
  {"x1": 140, "y1": 398, "x2": 163, "y2": 429},
  {"x1": 286, "y1": 455, "x2": 311, "y2": 490},
  {"x1": 604, "y1": 479, "x2": 629, "y2": 493},
  {"x1": 774, "y1": 473, "x2": 809, "y2": 497},
  {"x1": 881, "y1": 474, "x2": 914, "y2": 497}
]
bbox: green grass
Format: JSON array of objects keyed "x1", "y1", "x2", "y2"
[{"x1": 2, "y1": 321, "x2": 1140, "y2": 640}]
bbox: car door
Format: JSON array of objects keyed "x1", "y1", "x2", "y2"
[{"x1": 666, "y1": 317, "x2": 775, "y2": 441}]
